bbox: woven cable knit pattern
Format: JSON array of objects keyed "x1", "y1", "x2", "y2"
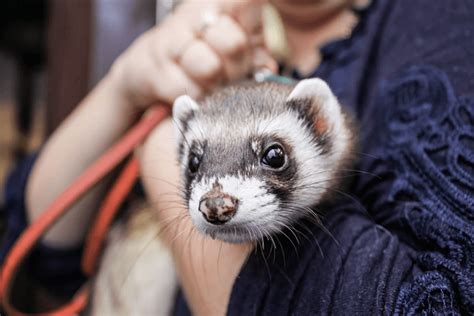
[
  {"x1": 357, "y1": 66, "x2": 474, "y2": 315},
  {"x1": 198, "y1": 0, "x2": 474, "y2": 313}
]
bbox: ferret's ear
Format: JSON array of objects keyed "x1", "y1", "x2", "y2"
[
  {"x1": 286, "y1": 78, "x2": 343, "y2": 135},
  {"x1": 173, "y1": 95, "x2": 199, "y2": 139}
]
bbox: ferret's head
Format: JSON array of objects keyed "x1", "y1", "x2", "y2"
[{"x1": 173, "y1": 79, "x2": 353, "y2": 243}]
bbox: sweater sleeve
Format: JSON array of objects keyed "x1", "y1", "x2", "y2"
[{"x1": 1, "y1": 154, "x2": 86, "y2": 299}]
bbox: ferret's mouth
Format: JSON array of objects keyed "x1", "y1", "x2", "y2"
[
  {"x1": 199, "y1": 221, "x2": 256, "y2": 243},
  {"x1": 187, "y1": 176, "x2": 282, "y2": 243},
  {"x1": 204, "y1": 227, "x2": 254, "y2": 244},
  {"x1": 191, "y1": 212, "x2": 281, "y2": 243}
]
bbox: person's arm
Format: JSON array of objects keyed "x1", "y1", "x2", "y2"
[
  {"x1": 26, "y1": 76, "x2": 138, "y2": 247},
  {"x1": 26, "y1": 0, "x2": 274, "y2": 249},
  {"x1": 24, "y1": 1, "x2": 277, "y2": 314},
  {"x1": 24, "y1": 1, "x2": 271, "y2": 312}
]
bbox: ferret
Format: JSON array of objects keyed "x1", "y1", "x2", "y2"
[
  {"x1": 91, "y1": 78, "x2": 354, "y2": 315},
  {"x1": 173, "y1": 78, "x2": 354, "y2": 243}
]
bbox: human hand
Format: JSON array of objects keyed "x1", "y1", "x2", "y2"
[{"x1": 108, "y1": 0, "x2": 276, "y2": 110}]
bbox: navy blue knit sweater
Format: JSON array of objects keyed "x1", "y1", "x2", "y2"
[
  {"x1": 175, "y1": 0, "x2": 474, "y2": 314},
  {"x1": 2, "y1": 0, "x2": 473, "y2": 314}
]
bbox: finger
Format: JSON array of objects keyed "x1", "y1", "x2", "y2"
[
  {"x1": 222, "y1": 49, "x2": 253, "y2": 82},
  {"x1": 249, "y1": 32, "x2": 265, "y2": 48},
  {"x1": 203, "y1": 15, "x2": 258, "y2": 81},
  {"x1": 178, "y1": 0, "x2": 263, "y2": 35},
  {"x1": 181, "y1": 0, "x2": 264, "y2": 17},
  {"x1": 143, "y1": 30, "x2": 203, "y2": 103},
  {"x1": 232, "y1": 2, "x2": 263, "y2": 35},
  {"x1": 204, "y1": 15, "x2": 248, "y2": 58},
  {"x1": 153, "y1": 60, "x2": 203, "y2": 104},
  {"x1": 179, "y1": 39, "x2": 223, "y2": 83},
  {"x1": 252, "y1": 47, "x2": 278, "y2": 73},
  {"x1": 168, "y1": 29, "x2": 196, "y2": 62},
  {"x1": 149, "y1": 18, "x2": 196, "y2": 62}
]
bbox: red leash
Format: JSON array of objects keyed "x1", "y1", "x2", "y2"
[{"x1": 0, "y1": 105, "x2": 170, "y2": 315}]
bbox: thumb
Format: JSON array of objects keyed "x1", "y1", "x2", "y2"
[{"x1": 252, "y1": 46, "x2": 278, "y2": 74}]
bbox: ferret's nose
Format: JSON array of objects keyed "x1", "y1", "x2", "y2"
[{"x1": 198, "y1": 194, "x2": 239, "y2": 225}]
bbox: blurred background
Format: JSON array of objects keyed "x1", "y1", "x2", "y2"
[{"x1": 0, "y1": 0, "x2": 166, "y2": 220}]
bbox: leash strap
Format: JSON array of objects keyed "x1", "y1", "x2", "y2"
[
  {"x1": 82, "y1": 157, "x2": 139, "y2": 276},
  {"x1": 0, "y1": 105, "x2": 170, "y2": 315}
]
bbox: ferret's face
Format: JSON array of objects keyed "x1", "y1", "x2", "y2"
[
  {"x1": 182, "y1": 133, "x2": 299, "y2": 243},
  {"x1": 173, "y1": 79, "x2": 352, "y2": 243}
]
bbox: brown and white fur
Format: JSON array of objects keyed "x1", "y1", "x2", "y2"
[
  {"x1": 91, "y1": 204, "x2": 177, "y2": 316},
  {"x1": 174, "y1": 78, "x2": 354, "y2": 243},
  {"x1": 91, "y1": 78, "x2": 354, "y2": 314}
]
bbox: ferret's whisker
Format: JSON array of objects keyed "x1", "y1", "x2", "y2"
[
  {"x1": 171, "y1": 116, "x2": 193, "y2": 150},
  {"x1": 139, "y1": 175, "x2": 184, "y2": 190},
  {"x1": 257, "y1": 235, "x2": 272, "y2": 280},
  {"x1": 118, "y1": 228, "x2": 162, "y2": 293},
  {"x1": 347, "y1": 150, "x2": 381, "y2": 160}
]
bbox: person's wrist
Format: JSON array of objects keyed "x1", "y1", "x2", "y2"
[{"x1": 103, "y1": 61, "x2": 137, "y2": 114}]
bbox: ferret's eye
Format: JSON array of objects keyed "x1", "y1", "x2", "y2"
[
  {"x1": 261, "y1": 145, "x2": 286, "y2": 169},
  {"x1": 188, "y1": 155, "x2": 201, "y2": 174}
]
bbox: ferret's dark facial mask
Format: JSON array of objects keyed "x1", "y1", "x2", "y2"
[{"x1": 173, "y1": 79, "x2": 352, "y2": 243}]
